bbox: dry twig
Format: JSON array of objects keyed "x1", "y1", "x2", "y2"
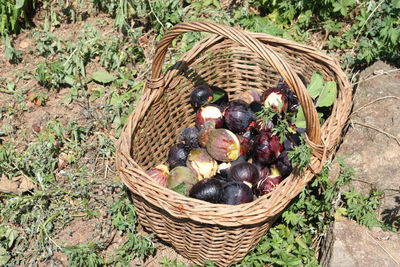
[{"x1": 351, "y1": 120, "x2": 400, "y2": 146}]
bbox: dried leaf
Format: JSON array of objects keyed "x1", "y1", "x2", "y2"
[{"x1": 0, "y1": 174, "x2": 35, "y2": 194}]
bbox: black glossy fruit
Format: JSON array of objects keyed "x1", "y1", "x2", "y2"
[
  {"x1": 223, "y1": 100, "x2": 256, "y2": 134},
  {"x1": 189, "y1": 178, "x2": 223, "y2": 203},
  {"x1": 190, "y1": 84, "x2": 213, "y2": 109},
  {"x1": 228, "y1": 162, "x2": 259, "y2": 187},
  {"x1": 179, "y1": 127, "x2": 199, "y2": 149},
  {"x1": 221, "y1": 181, "x2": 254, "y2": 205},
  {"x1": 195, "y1": 104, "x2": 224, "y2": 129},
  {"x1": 277, "y1": 151, "x2": 293, "y2": 179},
  {"x1": 168, "y1": 143, "x2": 189, "y2": 169},
  {"x1": 253, "y1": 131, "x2": 282, "y2": 165}
]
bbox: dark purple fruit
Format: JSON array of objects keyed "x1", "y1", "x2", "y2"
[
  {"x1": 189, "y1": 178, "x2": 223, "y2": 203},
  {"x1": 253, "y1": 161, "x2": 271, "y2": 179},
  {"x1": 277, "y1": 151, "x2": 293, "y2": 179},
  {"x1": 253, "y1": 131, "x2": 282, "y2": 165},
  {"x1": 221, "y1": 181, "x2": 254, "y2": 205},
  {"x1": 217, "y1": 162, "x2": 231, "y2": 178},
  {"x1": 223, "y1": 100, "x2": 256, "y2": 134},
  {"x1": 206, "y1": 129, "x2": 241, "y2": 162},
  {"x1": 167, "y1": 166, "x2": 198, "y2": 195},
  {"x1": 179, "y1": 127, "x2": 199, "y2": 149},
  {"x1": 186, "y1": 148, "x2": 218, "y2": 180},
  {"x1": 276, "y1": 76, "x2": 306, "y2": 114},
  {"x1": 261, "y1": 88, "x2": 288, "y2": 113},
  {"x1": 249, "y1": 101, "x2": 263, "y2": 114},
  {"x1": 252, "y1": 168, "x2": 282, "y2": 197},
  {"x1": 145, "y1": 164, "x2": 169, "y2": 187},
  {"x1": 168, "y1": 143, "x2": 189, "y2": 169},
  {"x1": 190, "y1": 84, "x2": 213, "y2": 109},
  {"x1": 195, "y1": 104, "x2": 224, "y2": 129},
  {"x1": 228, "y1": 162, "x2": 259, "y2": 188},
  {"x1": 283, "y1": 126, "x2": 305, "y2": 151}
]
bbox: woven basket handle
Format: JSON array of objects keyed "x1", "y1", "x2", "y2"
[{"x1": 149, "y1": 21, "x2": 322, "y2": 147}]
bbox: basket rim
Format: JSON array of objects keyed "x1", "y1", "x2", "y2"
[{"x1": 116, "y1": 22, "x2": 353, "y2": 227}]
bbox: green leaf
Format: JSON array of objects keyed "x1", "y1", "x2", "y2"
[
  {"x1": 213, "y1": 0, "x2": 221, "y2": 8},
  {"x1": 209, "y1": 90, "x2": 224, "y2": 104},
  {"x1": 204, "y1": 0, "x2": 213, "y2": 7},
  {"x1": 392, "y1": 0, "x2": 400, "y2": 9},
  {"x1": 307, "y1": 72, "x2": 324, "y2": 99},
  {"x1": 294, "y1": 106, "x2": 306, "y2": 128},
  {"x1": 296, "y1": 237, "x2": 308, "y2": 249},
  {"x1": 0, "y1": 246, "x2": 10, "y2": 265},
  {"x1": 91, "y1": 70, "x2": 118, "y2": 84},
  {"x1": 316, "y1": 81, "x2": 337, "y2": 107},
  {"x1": 15, "y1": 0, "x2": 25, "y2": 9},
  {"x1": 171, "y1": 182, "x2": 187, "y2": 195}
]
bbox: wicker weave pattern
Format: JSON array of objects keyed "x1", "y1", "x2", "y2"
[{"x1": 116, "y1": 21, "x2": 352, "y2": 266}]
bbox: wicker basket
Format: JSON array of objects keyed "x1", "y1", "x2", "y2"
[{"x1": 116, "y1": 21, "x2": 352, "y2": 266}]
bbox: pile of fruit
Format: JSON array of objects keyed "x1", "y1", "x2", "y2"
[{"x1": 146, "y1": 80, "x2": 307, "y2": 205}]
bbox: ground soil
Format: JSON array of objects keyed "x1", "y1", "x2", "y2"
[{"x1": 0, "y1": 5, "x2": 193, "y2": 266}]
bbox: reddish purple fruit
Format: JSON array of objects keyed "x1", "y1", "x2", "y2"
[
  {"x1": 253, "y1": 161, "x2": 271, "y2": 179},
  {"x1": 146, "y1": 164, "x2": 169, "y2": 187},
  {"x1": 195, "y1": 104, "x2": 224, "y2": 129},
  {"x1": 189, "y1": 178, "x2": 223, "y2": 203},
  {"x1": 167, "y1": 166, "x2": 198, "y2": 195},
  {"x1": 253, "y1": 131, "x2": 282, "y2": 165},
  {"x1": 206, "y1": 129, "x2": 241, "y2": 162},
  {"x1": 223, "y1": 100, "x2": 256, "y2": 134},
  {"x1": 261, "y1": 88, "x2": 288, "y2": 113},
  {"x1": 240, "y1": 89, "x2": 261, "y2": 104},
  {"x1": 237, "y1": 134, "x2": 253, "y2": 159},
  {"x1": 221, "y1": 181, "x2": 254, "y2": 205},
  {"x1": 252, "y1": 168, "x2": 282, "y2": 197},
  {"x1": 228, "y1": 162, "x2": 259, "y2": 188},
  {"x1": 198, "y1": 120, "x2": 216, "y2": 148}
]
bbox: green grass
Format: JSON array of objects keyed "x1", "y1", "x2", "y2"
[{"x1": 0, "y1": 0, "x2": 398, "y2": 266}]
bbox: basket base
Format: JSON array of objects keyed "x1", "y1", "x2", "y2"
[{"x1": 131, "y1": 192, "x2": 279, "y2": 267}]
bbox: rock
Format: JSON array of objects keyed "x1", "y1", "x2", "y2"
[
  {"x1": 320, "y1": 217, "x2": 400, "y2": 267},
  {"x1": 330, "y1": 60, "x2": 400, "y2": 226}
]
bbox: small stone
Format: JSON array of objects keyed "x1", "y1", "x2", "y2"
[
  {"x1": 19, "y1": 41, "x2": 29, "y2": 49},
  {"x1": 32, "y1": 124, "x2": 41, "y2": 133}
]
